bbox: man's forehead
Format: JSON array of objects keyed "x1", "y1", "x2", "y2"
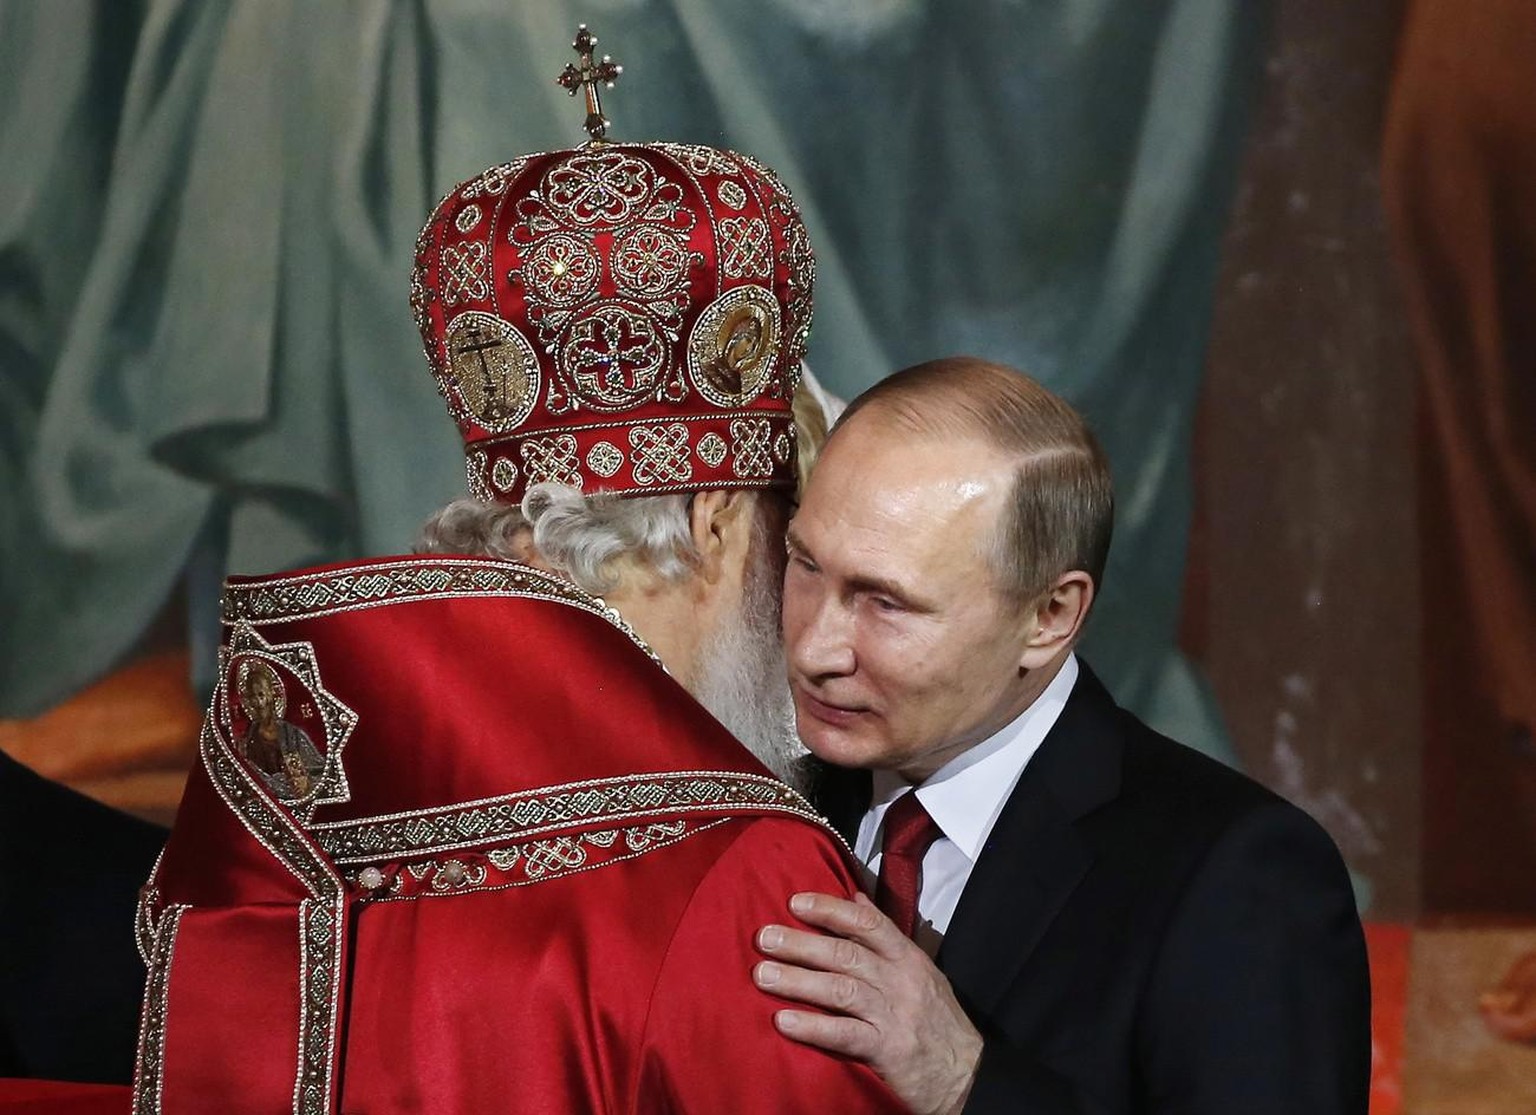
[
  {"x1": 809, "y1": 421, "x2": 1012, "y2": 515},
  {"x1": 794, "y1": 446, "x2": 1004, "y2": 576}
]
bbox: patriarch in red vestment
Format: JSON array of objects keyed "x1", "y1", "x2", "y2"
[{"x1": 131, "y1": 26, "x2": 900, "y2": 1115}]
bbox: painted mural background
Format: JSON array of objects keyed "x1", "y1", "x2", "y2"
[{"x1": 3, "y1": 0, "x2": 1533, "y2": 1107}]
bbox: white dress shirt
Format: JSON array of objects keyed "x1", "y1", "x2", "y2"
[{"x1": 854, "y1": 654, "x2": 1079, "y2": 938}]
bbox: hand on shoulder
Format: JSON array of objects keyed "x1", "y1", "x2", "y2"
[{"x1": 754, "y1": 890, "x2": 983, "y2": 1115}]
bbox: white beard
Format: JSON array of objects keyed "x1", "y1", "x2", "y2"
[{"x1": 689, "y1": 542, "x2": 810, "y2": 795}]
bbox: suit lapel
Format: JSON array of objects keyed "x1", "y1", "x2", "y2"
[{"x1": 937, "y1": 664, "x2": 1125, "y2": 1019}]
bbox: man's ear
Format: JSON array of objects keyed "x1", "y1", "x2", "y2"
[
  {"x1": 689, "y1": 489, "x2": 757, "y2": 584},
  {"x1": 1019, "y1": 571, "x2": 1095, "y2": 669}
]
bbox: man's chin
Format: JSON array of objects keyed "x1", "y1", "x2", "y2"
[{"x1": 794, "y1": 715, "x2": 880, "y2": 771}]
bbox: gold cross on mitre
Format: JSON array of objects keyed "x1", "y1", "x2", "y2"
[{"x1": 556, "y1": 25, "x2": 622, "y2": 142}]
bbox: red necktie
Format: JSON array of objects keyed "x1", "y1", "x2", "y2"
[{"x1": 874, "y1": 791, "x2": 943, "y2": 938}]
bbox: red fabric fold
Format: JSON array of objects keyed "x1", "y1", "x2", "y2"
[{"x1": 0, "y1": 1080, "x2": 131, "y2": 1114}]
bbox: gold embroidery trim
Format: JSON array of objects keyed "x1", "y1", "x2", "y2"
[
  {"x1": 132, "y1": 903, "x2": 186, "y2": 1115},
  {"x1": 348, "y1": 818, "x2": 726, "y2": 900},
  {"x1": 310, "y1": 769, "x2": 825, "y2": 865},
  {"x1": 201, "y1": 720, "x2": 341, "y2": 897},
  {"x1": 199, "y1": 719, "x2": 347, "y2": 1115},
  {"x1": 468, "y1": 408, "x2": 787, "y2": 447},
  {"x1": 219, "y1": 558, "x2": 661, "y2": 666},
  {"x1": 294, "y1": 896, "x2": 346, "y2": 1115},
  {"x1": 134, "y1": 844, "x2": 168, "y2": 967}
]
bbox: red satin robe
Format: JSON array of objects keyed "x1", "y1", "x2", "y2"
[{"x1": 132, "y1": 556, "x2": 898, "y2": 1114}]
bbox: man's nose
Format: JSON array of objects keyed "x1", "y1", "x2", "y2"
[{"x1": 787, "y1": 594, "x2": 856, "y2": 679}]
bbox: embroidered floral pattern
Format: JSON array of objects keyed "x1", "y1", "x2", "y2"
[
  {"x1": 521, "y1": 433, "x2": 583, "y2": 487},
  {"x1": 544, "y1": 150, "x2": 655, "y2": 225},
  {"x1": 347, "y1": 820, "x2": 726, "y2": 901},
  {"x1": 523, "y1": 233, "x2": 601, "y2": 307},
  {"x1": 628, "y1": 423, "x2": 693, "y2": 486},
  {"x1": 441, "y1": 241, "x2": 491, "y2": 305},
  {"x1": 730, "y1": 417, "x2": 775, "y2": 479}
]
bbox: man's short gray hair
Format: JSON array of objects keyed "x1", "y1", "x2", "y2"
[{"x1": 416, "y1": 483, "x2": 698, "y2": 596}]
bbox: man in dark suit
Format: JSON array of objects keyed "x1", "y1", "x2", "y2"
[{"x1": 751, "y1": 358, "x2": 1370, "y2": 1113}]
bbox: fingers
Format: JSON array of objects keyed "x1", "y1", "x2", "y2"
[
  {"x1": 753, "y1": 954, "x2": 881, "y2": 1017},
  {"x1": 771, "y1": 1008, "x2": 881, "y2": 1059},
  {"x1": 785, "y1": 891, "x2": 907, "y2": 957},
  {"x1": 757, "y1": 921, "x2": 870, "y2": 976}
]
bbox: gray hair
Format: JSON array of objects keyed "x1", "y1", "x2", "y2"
[
  {"x1": 418, "y1": 372, "x2": 839, "y2": 597},
  {"x1": 416, "y1": 483, "x2": 698, "y2": 596}
]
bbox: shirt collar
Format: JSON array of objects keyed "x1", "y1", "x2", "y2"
[{"x1": 869, "y1": 654, "x2": 1079, "y2": 864}]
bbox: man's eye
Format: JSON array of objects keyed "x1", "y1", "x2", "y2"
[{"x1": 870, "y1": 595, "x2": 905, "y2": 614}]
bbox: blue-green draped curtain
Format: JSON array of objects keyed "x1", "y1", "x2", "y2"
[{"x1": 1, "y1": 0, "x2": 1266, "y2": 766}]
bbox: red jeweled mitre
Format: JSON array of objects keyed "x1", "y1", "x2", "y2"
[{"x1": 410, "y1": 139, "x2": 816, "y2": 505}]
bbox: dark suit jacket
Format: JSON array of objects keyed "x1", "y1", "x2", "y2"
[
  {"x1": 0, "y1": 751, "x2": 169, "y2": 1083},
  {"x1": 818, "y1": 663, "x2": 1371, "y2": 1114}
]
